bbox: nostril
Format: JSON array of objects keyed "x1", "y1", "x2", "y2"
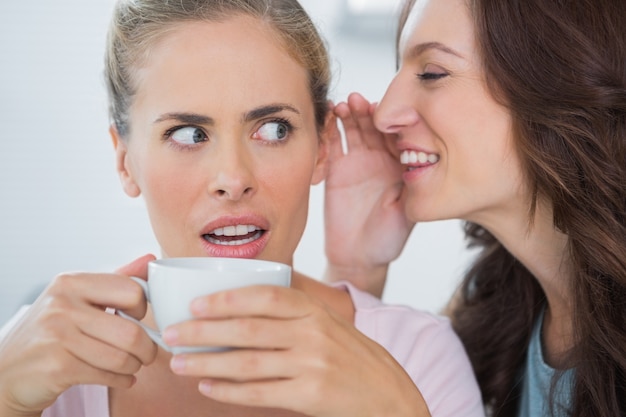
[{"x1": 212, "y1": 186, "x2": 253, "y2": 200}]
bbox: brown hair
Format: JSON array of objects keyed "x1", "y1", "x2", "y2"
[
  {"x1": 398, "y1": 0, "x2": 626, "y2": 416},
  {"x1": 104, "y1": 0, "x2": 330, "y2": 139}
]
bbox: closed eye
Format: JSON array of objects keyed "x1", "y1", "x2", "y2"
[{"x1": 416, "y1": 72, "x2": 448, "y2": 81}]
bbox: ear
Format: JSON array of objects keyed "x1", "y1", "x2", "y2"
[
  {"x1": 310, "y1": 110, "x2": 335, "y2": 185},
  {"x1": 109, "y1": 124, "x2": 141, "y2": 198}
]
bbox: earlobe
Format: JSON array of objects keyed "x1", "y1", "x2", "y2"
[
  {"x1": 109, "y1": 125, "x2": 141, "y2": 198},
  {"x1": 311, "y1": 111, "x2": 335, "y2": 185}
]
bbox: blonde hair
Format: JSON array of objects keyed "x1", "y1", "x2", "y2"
[{"x1": 104, "y1": 0, "x2": 330, "y2": 139}]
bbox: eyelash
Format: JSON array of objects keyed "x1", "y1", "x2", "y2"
[{"x1": 416, "y1": 72, "x2": 448, "y2": 81}]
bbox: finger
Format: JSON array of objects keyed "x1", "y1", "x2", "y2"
[
  {"x1": 347, "y1": 92, "x2": 385, "y2": 150},
  {"x1": 334, "y1": 97, "x2": 365, "y2": 152},
  {"x1": 59, "y1": 353, "x2": 138, "y2": 390},
  {"x1": 48, "y1": 273, "x2": 146, "y2": 316},
  {"x1": 189, "y1": 285, "x2": 313, "y2": 320},
  {"x1": 18, "y1": 333, "x2": 137, "y2": 392},
  {"x1": 327, "y1": 108, "x2": 346, "y2": 161},
  {"x1": 35, "y1": 290, "x2": 156, "y2": 365},
  {"x1": 62, "y1": 326, "x2": 144, "y2": 375},
  {"x1": 197, "y1": 378, "x2": 310, "y2": 413},
  {"x1": 170, "y1": 349, "x2": 296, "y2": 381},
  {"x1": 114, "y1": 253, "x2": 156, "y2": 279},
  {"x1": 166, "y1": 316, "x2": 298, "y2": 350},
  {"x1": 77, "y1": 311, "x2": 158, "y2": 365},
  {"x1": 369, "y1": 101, "x2": 378, "y2": 116}
]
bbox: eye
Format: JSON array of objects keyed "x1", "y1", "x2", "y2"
[
  {"x1": 168, "y1": 126, "x2": 208, "y2": 145},
  {"x1": 417, "y1": 72, "x2": 448, "y2": 81},
  {"x1": 416, "y1": 64, "x2": 449, "y2": 82},
  {"x1": 253, "y1": 120, "x2": 291, "y2": 142}
]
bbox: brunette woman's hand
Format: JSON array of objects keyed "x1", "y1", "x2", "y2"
[
  {"x1": 325, "y1": 93, "x2": 414, "y2": 297},
  {"x1": 0, "y1": 254, "x2": 158, "y2": 416},
  {"x1": 164, "y1": 284, "x2": 431, "y2": 417}
]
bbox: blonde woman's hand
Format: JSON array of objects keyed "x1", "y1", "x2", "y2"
[
  {"x1": 164, "y1": 285, "x2": 431, "y2": 417},
  {"x1": 325, "y1": 93, "x2": 414, "y2": 296},
  {"x1": 0, "y1": 255, "x2": 158, "y2": 416}
]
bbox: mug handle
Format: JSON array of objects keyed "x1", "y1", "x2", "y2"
[{"x1": 116, "y1": 276, "x2": 171, "y2": 352}]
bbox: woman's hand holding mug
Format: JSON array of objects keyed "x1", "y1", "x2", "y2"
[{"x1": 0, "y1": 255, "x2": 158, "y2": 416}]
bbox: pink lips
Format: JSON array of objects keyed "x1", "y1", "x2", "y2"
[{"x1": 199, "y1": 215, "x2": 270, "y2": 258}]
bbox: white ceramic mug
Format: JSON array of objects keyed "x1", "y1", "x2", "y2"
[{"x1": 117, "y1": 257, "x2": 291, "y2": 354}]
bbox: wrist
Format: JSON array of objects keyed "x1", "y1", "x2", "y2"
[{"x1": 323, "y1": 263, "x2": 389, "y2": 298}]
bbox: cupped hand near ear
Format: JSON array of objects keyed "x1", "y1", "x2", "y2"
[{"x1": 325, "y1": 93, "x2": 415, "y2": 296}]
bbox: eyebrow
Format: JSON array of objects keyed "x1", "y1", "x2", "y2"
[
  {"x1": 405, "y1": 42, "x2": 465, "y2": 61},
  {"x1": 154, "y1": 112, "x2": 214, "y2": 125},
  {"x1": 153, "y1": 104, "x2": 300, "y2": 126},
  {"x1": 242, "y1": 104, "x2": 300, "y2": 123}
]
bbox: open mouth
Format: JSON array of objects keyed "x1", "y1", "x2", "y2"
[
  {"x1": 202, "y1": 225, "x2": 265, "y2": 246},
  {"x1": 400, "y1": 150, "x2": 439, "y2": 171}
]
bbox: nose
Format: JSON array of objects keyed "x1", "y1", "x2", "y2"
[
  {"x1": 374, "y1": 73, "x2": 420, "y2": 134},
  {"x1": 207, "y1": 141, "x2": 257, "y2": 201}
]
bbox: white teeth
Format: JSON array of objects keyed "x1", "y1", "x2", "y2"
[
  {"x1": 400, "y1": 150, "x2": 439, "y2": 165},
  {"x1": 205, "y1": 231, "x2": 263, "y2": 246},
  {"x1": 209, "y1": 225, "x2": 260, "y2": 237}
]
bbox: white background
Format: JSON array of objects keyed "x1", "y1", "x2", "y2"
[{"x1": 0, "y1": 0, "x2": 476, "y2": 325}]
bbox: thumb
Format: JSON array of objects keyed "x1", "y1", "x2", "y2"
[{"x1": 115, "y1": 253, "x2": 156, "y2": 281}]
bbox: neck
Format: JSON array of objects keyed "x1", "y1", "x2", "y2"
[{"x1": 471, "y1": 200, "x2": 574, "y2": 365}]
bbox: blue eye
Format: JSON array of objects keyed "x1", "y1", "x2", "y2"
[
  {"x1": 254, "y1": 121, "x2": 290, "y2": 142},
  {"x1": 169, "y1": 126, "x2": 208, "y2": 145}
]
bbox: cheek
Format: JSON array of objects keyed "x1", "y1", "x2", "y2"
[
  {"x1": 140, "y1": 160, "x2": 202, "y2": 221},
  {"x1": 262, "y1": 154, "x2": 315, "y2": 231},
  {"x1": 264, "y1": 156, "x2": 314, "y2": 206},
  {"x1": 442, "y1": 91, "x2": 514, "y2": 176}
]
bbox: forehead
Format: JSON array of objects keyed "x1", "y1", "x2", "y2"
[
  {"x1": 131, "y1": 16, "x2": 312, "y2": 114},
  {"x1": 399, "y1": 0, "x2": 475, "y2": 61}
]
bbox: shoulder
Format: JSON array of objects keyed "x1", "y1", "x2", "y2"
[
  {"x1": 332, "y1": 281, "x2": 456, "y2": 354},
  {"x1": 333, "y1": 281, "x2": 485, "y2": 417}
]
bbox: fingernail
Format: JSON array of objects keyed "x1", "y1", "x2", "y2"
[
  {"x1": 199, "y1": 380, "x2": 212, "y2": 396},
  {"x1": 191, "y1": 298, "x2": 209, "y2": 315},
  {"x1": 163, "y1": 327, "x2": 179, "y2": 344},
  {"x1": 170, "y1": 356, "x2": 186, "y2": 373}
]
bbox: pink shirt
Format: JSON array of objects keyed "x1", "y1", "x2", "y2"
[{"x1": 4, "y1": 282, "x2": 484, "y2": 417}]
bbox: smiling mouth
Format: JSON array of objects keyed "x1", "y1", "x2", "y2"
[
  {"x1": 400, "y1": 150, "x2": 440, "y2": 171},
  {"x1": 203, "y1": 225, "x2": 265, "y2": 246}
]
